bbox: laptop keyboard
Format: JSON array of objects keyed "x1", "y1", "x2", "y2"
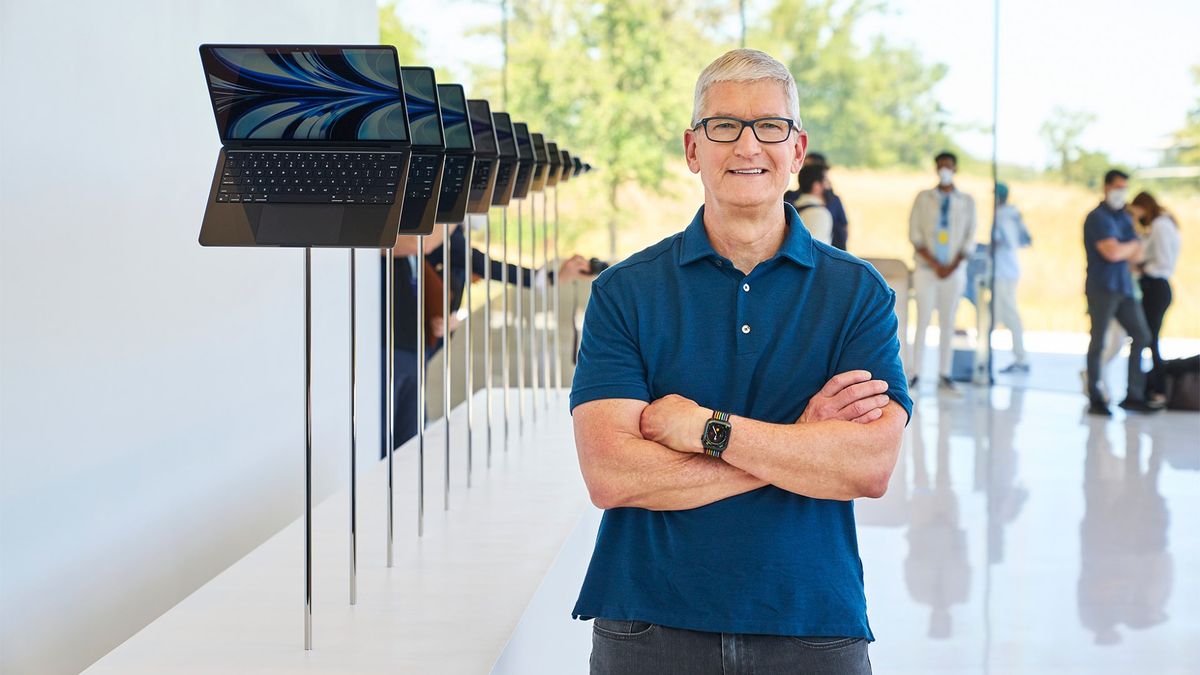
[
  {"x1": 407, "y1": 154, "x2": 441, "y2": 201},
  {"x1": 470, "y1": 160, "x2": 493, "y2": 191},
  {"x1": 440, "y1": 156, "x2": 471, "y2": 199},
  {"x1": 494, "y1": 162, "x2": 514, "y2": 191},
  {"x1": 216, "y1": 151, "x2": 403, "y2": 205}
]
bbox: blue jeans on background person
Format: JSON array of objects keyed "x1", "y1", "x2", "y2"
[{"x1": 589, "y1": 619, "x2": 871, "y2": 674}]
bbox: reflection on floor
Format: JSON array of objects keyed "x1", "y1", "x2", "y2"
[{"x1": 496, "y1": 361, "x2": 1200, "y2": 674}]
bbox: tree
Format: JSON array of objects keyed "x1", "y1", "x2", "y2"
[
  {"x1": 379, "y1": 1, "x2": 421, "y2": 66},
  {"x1": 1038, "y1": 107, "x2": 1096, "y2": 182},
  {"x1": 750, "y1": 0, "x2": 951, "y2": 167}
]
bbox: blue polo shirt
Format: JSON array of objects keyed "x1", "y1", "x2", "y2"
[
  {"x1": 1084, "y1": 202, "x2": 1136, "y2": 296},
  {"x1": 569, "y1": 203, "x2": 912, "y2": 639}
]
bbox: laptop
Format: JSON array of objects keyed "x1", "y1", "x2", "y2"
[
  {"x1": 529, "y1": 133, "x2": 550, "y2": 193},
  {"x1": 510, "y1": 123, "x2": 535, "y2": 200},
  {"x1": 491, "y1": 113, "x2": 521, "y2": 206},
  {"x1": 559, "y1": 149, "x2": 572, "y2": 184},
  {"x1": 545, "y1": 141, "x2": 562, "y2": 188},
  {"x1": 197, "y1": 44, "x2": 412, "y2": 247},
  {"x1": 433, "y1": 83, "x2": 475, "y2": 225},
  {"x1": 573, "y1": 156, "x2": 583, "y2": 177},
  {"x1": 464, "y1": 100, "x2": 499, "y2": 213},
  {"x1": 397, "y1": 66, "x2": 446, "y2": 236}
]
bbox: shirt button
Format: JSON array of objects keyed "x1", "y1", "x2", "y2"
[
  {"x1": 742, "y1": 283, "x2": 750, "y2": 292},
  {"x1": 741, "y1": 324, "x2": 751, "y2": 334}
]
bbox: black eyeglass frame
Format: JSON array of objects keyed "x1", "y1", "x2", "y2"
[{"x1": 691, "y1": 116, "x2": 800, "y2": 144}]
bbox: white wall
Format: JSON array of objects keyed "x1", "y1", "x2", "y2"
[{"x1": 0, "y1": 2, "x2": 380, "y2": 673}]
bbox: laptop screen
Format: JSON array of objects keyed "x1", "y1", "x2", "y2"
[
  {"x1": 493, "y1": 113, "x2": 517, "y2": 159},
  {"x1": 514, "y1": 123, "x2": 533, "y2": 162},
  {"x1": 400, "y1": 67, "x2": 445, "y2": 149},
  {"x1": 200, "y1": 45, "x2": 408, "y2": 143},
  {"x1": 468, "y1": 100, "x2": 498, "y2": 157},
  {"x1": 531, "y1": 133, "x2": 550, "y2": 164},
  {"x1": 437, "y1": 84, "x2": 473, "y2": 151}
]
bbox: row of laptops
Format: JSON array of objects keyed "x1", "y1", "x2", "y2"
[{"x1": 197, "y1": 44, "x2": 591, "y2": 248}]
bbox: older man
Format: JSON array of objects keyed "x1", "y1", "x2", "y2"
[{"x1": 570, "y1": 49, "x2": 910, "y2": 674}]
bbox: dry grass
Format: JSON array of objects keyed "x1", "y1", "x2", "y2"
[{"x1": 494, "y1": 166, "x2": 1198, "y2": 338}]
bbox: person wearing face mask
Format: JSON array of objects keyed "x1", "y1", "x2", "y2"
[
  {"x1": 1128, "y1": 191, "x2": 1181, "y2": 402},
  {"x1": 908, "y1": 151, "x2": 977, "y2": 393},
  {"x1": 1083, "y1": 169, "x2": 1161, "y2": 416}
]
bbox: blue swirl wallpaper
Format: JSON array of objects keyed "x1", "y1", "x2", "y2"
[
  {"x1": 202, "y1": 47, "x2": 408, "y2": 142},
  {"x1": 437, "y1": 85, "x2": 472, "y2": 151},
  {"x1": 400, "y1": 67, "x2": 444, "y2": 148}
]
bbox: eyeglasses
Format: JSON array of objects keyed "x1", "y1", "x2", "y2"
[{"x1": 692, "y1": 116, "x2": 799, "y2": 144}]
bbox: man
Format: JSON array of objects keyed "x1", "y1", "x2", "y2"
[
  {"x1": 785, "y1": 152, "x2": 849, "y2": 250},
  {"x1": 792, "y1": 163, "x2": 833, "y2": 244},
  {"x1": 992, "y1": 182, "x2": 1032, "y2": 373},
  {"x1": 908, "y1": 151, "x2": 976, "y2": 392},
  {"x1": 571, "y1": 49, "x2": 910, "y2": 674},
  {"x1": 1082, "y1": 169, "x2": 1159, "y2": 416}
]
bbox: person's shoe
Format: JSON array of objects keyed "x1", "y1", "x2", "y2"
[
  {"x1": 1000, "y1": 362, "x2": 1030, "y2": 374},
  {"x1": 1113, "y1": 396, "x2": 1161, "y2": 413},
  {"x1": 1087, "y1": 399, "x2": 1113, "y2": 417},
  {"x1": 938, "y1": 376, "x2": 961, "y2": 395},
  {"x1": 908, "y1": 374, "x2": 919, "y2": 387},
  {"x1": 1118, "y1": 398, "x2": 1164, "y2": 413}
]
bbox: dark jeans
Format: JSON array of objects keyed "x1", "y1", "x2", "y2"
[
  {"x1": 381, "y1": 349, "x2": 420, "y2": 459},
  {"x1": 1139, "y1": 276, "x2": 1173, "y2": 395},
  {"x1": 1086, "y1": 289, "x2": 1151, "y2": 403},
  {"x1": 590, "y1": 619, "x2": 871, "y2": 675}
]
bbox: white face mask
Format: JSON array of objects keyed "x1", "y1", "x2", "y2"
[
  {"x1": 1106, "y1": 188, "x2": 1128, "y2": 210},
  {"x1": 938, "y1": 167, "x2": 955, "y2": 186}
]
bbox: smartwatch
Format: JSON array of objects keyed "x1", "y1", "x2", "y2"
[{"x1": 701, "y1": 410, "x2": 732, "y2": 458}]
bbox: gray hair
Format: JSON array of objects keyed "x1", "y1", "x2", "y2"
[{"x1": 691, "y1": 49, "x2": 801, "y2": 128}]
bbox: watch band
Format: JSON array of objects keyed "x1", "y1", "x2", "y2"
[{"x1": 702, "y1": 410, "x2": 732, "y2": 458}]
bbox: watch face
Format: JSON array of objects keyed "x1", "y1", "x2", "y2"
[{"x1": 705, "y1": 420, "x2": 730, "y2": 448}]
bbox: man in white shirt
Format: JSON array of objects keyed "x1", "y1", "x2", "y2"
[
  {"x1": 792, "y1": 163, "x2": 833, "y2": 244},
  {"x1": 991, "y1": 183, "x2": 1031, "y2": 373},
  {"x1": 908, "y1": 151, "x2": 977, "y2": 392}
]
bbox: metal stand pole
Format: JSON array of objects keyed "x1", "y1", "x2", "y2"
[
  {"x1": 443, "y1": 223, "x2": 451, "y2": 511},
  {"x1": 501, "y1": 207, "x2": 510, "y2": 450},
  {"x1": 417, "y1": 241, "x2": 426, "y2": 536},
  {"x1": 516, "y1": 200, "x2": 524, "y2": 436},
  {"x1": 464, "y1": 221, "x2": 474, "y2": 487},
  {"x1": 349, "y1": 250, "x2": 357, "y2": 605},
  {"x1": 530, "y1": 197, "x2": 539, "y2": 425},
  {"x1": 484, "y1": 212, "x2": 493, "y2": 468},
  {"x1": 384, "y1": 249, "x2": 394, "y2": 565},
  {"x1": 304, "y1": 248, "x2": 313, "y2": 650},
  {"x1": 541, "y1": 191, "x2": 550, "y2": 410},
  {"x1": 553, "y1": 186, "x2": 562, "y2": 394}
]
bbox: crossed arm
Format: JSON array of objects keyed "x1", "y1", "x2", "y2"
[{"x1": 574, "y1": 371, "x2": 906, "y2": 511}]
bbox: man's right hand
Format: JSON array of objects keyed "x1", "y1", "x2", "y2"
[{"x1": 798, "y1": 370, "x2": 891, "y2": 425}]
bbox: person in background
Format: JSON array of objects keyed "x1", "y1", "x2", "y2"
[
  {"x1": 1082, "y1": 169, "x2": 1160, "y2": 416},
  {"x1": 991, "y1": 182, "x2": 1032, "y2": 374},
  {"x1": 786, "y1": 152, "x2": 849, "y2": 250},
  {"x1": 908, "y1": 151, "x2": 977, "y2": 393},
  {"x1": 792, "y1": 164, "x2": 833, "y2": 244},
  {"x1": 1128, "y1": 191, "x2": 1181, "y2": 402}
]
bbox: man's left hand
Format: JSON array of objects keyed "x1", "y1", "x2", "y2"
[{"x1": 640, "y1": 394, "x2": 708, "y2": 454}]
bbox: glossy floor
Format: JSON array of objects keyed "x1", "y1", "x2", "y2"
[{"x1": 497, "y1": 381, "x2": 1200, "y2": 674}]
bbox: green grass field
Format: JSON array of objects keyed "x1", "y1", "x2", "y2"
[{"x1": 535, "y1": 167, "x2": 1197, "y2": 339}]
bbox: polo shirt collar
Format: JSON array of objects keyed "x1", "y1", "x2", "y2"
[{"x1": 679, "y1": 203, "x2": 815, "y2": 269}]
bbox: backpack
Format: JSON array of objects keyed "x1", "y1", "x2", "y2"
[{"x1": 1164, "y1": 355, "x2": 1200, "y2": 411}]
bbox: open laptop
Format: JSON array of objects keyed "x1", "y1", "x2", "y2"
[
  {"x1": 397, "y1": 66, "x2": 446, "y2": 235},
  {"x1": 529, "y1": 133, "x2": 550, "y2": 193},
  {"x1": 198, "y1": 44, "x2": 412, "y2": 247},
  {"x1": 464, "y1": 100, "x2": 499, "y2": 213},
  {"x1": 491, "y1": 113, "x2": 521, "y2": 206},
  {"x1": 559, "y1": 149, "x2": 572, "y2": 184},
  {"x1": 545, "y1": 141, "x2": 561, "y2": 188},
  {"x1": 510, "y1": 123, "x2": 535, "y2": 200},
  {"x1": 433, "y1": 83, "x2": 474, "y2": 225}
]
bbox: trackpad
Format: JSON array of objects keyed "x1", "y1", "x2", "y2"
[{"x1": 256, "y1": 205, "x2": 345, "y2": 246}]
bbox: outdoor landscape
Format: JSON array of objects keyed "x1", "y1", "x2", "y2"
[{"x1": 382, "y1": 0, "x2": 1199, "y2": 338}]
